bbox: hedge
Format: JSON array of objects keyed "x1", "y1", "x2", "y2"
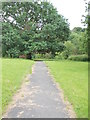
[{"x1": 68, "y1": 54, "x2": 88, "y2": 61}]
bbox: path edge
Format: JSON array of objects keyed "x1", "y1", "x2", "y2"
[
  {"x1": 2, "y1": 63, "x2": 36, "y2": 118},
  {"x1": 45, "y1": 62, "x2": 77, "y2": 118}
]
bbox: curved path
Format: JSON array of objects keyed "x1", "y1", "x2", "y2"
[{"x1": 3, "y1": 61, "x2": 69, "y2": 118}]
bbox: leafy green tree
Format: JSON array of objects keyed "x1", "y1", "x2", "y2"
[
  {"x1": 40, "y1": 23, "x2": 65, "y2": 56},
  {"x1": 72, "y1": 27, "x2": 85, "y2": 33},
  {"x1": 2, "y1": 1, "x2": 70, "y2": 58},
  {"x1": 2, "y1": 22, "x2": 22, "y2": 57},
  {"x1": 69, "y1": 28, "x2": 88, "y2": 54}
]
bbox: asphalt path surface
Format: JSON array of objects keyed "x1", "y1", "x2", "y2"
[{"x1": 3, "y1": 61, "x2": 69, "y2": 118}]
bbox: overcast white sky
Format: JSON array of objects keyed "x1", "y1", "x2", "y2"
[{"x1": 48, "y1": 0, "x2": 88, "y2": 30}]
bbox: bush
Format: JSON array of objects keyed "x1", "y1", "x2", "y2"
[
  {"x1": 61, "y1": 51, "x2": 69, "y2": 59},
  {"x1": 68, "y1": 54, "x2": 88, "y2": 61},
  {"x1": 44, "y1": 53, "x2": 53, "y2": 59},
  {"x1": 55, "y1": 51, "x2": 69, "y2": 60},
  {"x1": 55, "y1": 52, "x2": 63, "y2": 59},
  {"x1": 35, "y1": 53, "x2": 43, "y2": 59},
  {"x1": 34, "y1": 53, "x2": 53, "y2": 59}
]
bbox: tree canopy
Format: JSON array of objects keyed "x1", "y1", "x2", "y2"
[{"x1": 2, "y1": 1, "x2": 70, "y2": 58}]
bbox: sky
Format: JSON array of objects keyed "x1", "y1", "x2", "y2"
[{"x1": 48, "y1": 0, "x2": 88, "y2": 30}]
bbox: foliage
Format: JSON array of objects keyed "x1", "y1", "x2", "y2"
[
  {"x1": 55, "y1": 52, "x2": 62, "y2": 59},
  {"x1": 2, "y1": 1, "x2": 70, "y2": 58},
  {"x1": 2, "y1": 22, "x2": 22, "y2": 57},
  {"x1": 60, "y1": 51, "x2": 68, "y2": 59},
  {"x1": 64, "y1": 41, "x2": 75, "y2": 55},
  {"x1": 34, "y1": 53, "x2": 53, "y2": 59},
  {"x1": 81, "y1": 0, "x2": 89, "y2": 26},
  {"x1": 72, "y1": 27, "x2": 85, "y2": 33},
  {"x1": 54, "y1": 26, "x2": 88, "y2": 61},
  {"x1": 55, "y1": 41, "x2": 77, "y2": 60},
  {"x1": 45, "y1": 60, "x2": 88, "y2": 118},
  {"x1": 69, "y1": 28, "x2": 88, "y2": 55},
  {"x1": 68, "y1": 54, "x2": 88, "y2": 61},
  {"x1": 2, "y1": 2, "x2": 88, "y2": 59},
  {"x1": 40, "y1": 24, "x2": 65, "y2": 55}
]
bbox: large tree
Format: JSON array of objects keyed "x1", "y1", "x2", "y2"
[{"x1": 2, "y1": 1, "x2": 70, "y2": 58}]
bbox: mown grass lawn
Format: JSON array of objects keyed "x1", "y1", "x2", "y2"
[
  {"x1": 45, "y1": 60, "x2": 88, "y2": 118},
  {"x1": 2, "y1": 58, "x2": 34, "y2": 113}
]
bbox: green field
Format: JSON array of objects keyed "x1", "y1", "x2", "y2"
[
  {"x1": 2, "y1": 58, "x2": 34, "y2": 112},
  {"x1": 1, "y1": 58, "x2": 88, "y2": 118},
  {"x1": 0, "y1": 58, "x2": 2, "y2": 118},
  {"x1": 45, "y1": 60, "x2": 88, "y2": 118}
]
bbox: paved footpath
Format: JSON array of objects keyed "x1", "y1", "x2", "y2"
[{"x1": 3, "y1": 61, "x2": 69, "y2": 118}]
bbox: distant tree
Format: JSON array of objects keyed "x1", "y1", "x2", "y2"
[
  {"x1": 69, "y1": 29, "x2": 88, "y2": 54},
  {"x1": 72, "y1": 27, "x2": 85, "y2": 33}
]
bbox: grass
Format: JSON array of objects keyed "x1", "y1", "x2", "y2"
[
  {"x1": 45, "y1": 60, "x2": 88, "y2": 118},
  {"x1": 2, "y1": 58, "x2": 34, "y2": 113},
  {"x1": 0, "y1": 58, "x2": 2, "y2": 118}
]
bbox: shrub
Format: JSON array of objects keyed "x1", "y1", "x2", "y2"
[
  {"x1": 61, "y1": 51, "x2": 69, "y2": 59},
  {"x1": 64, "y1": 41, "x2": 75, "y2": 55},
  {"x1": 68, "y1": 54, "x2": 88, "y2": 61},
  {"x1": 34, "y1": 53, "x2": 53, "y2": 59},
  {"x1": 35, "y1": 53, "x2": 43, "y2": 59},
  {"x1": 55, "y1": 51, "x2": 70, "y2": 60},
  {"x1": 44, "y1": 53, "x2": 53, "y2": 59},
  {"x1": 55, "y1": 52, "x2": 63, "y2": 59}
]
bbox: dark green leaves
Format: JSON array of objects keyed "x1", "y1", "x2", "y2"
[{"x1": 2, "y1": 1, "x2": 70, "y2": 58}]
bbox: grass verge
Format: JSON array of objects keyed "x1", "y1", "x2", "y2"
[
  {"x1": 45, "y1": 60, "x2": 88, "y2": 118},
  {"x1": 0, "y1": 58, "x2": 2, "y2": 119},
  {"x1": 2, "y1": 58, "x2": 34, "y2": 113}
]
